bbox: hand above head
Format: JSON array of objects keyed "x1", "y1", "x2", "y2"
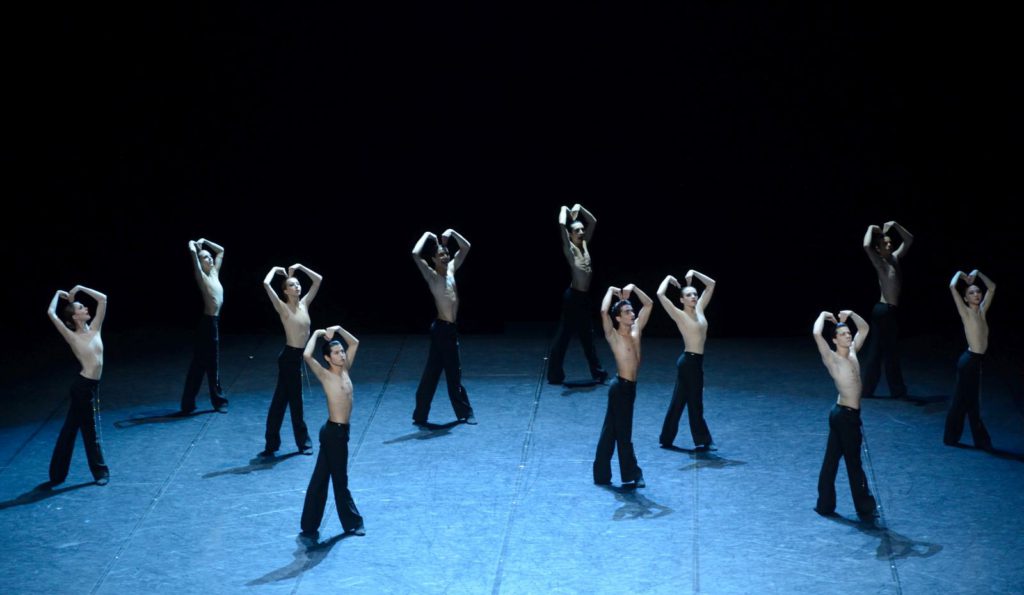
[{"x1": 838, "y1": 310, "x2": 852, "y2": 323}]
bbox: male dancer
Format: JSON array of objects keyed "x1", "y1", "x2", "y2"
[
  {"x1": 593, "y1": 284, "x2": 653, "y2": 489},
  {"x1": 300, "y1": 326, "x2": 365, "y2": 540},
  {"x1": 861, "y1": 221, "x2": 913, "y2": 399},
  {"x1": 46, "y1": 286, "x2": 111, "y2": 486},
  {"x1": 260, "y1": 263, "x2": 320, "y2": 457},
  {"x1": 657, "y1": 269, "x2": 716, "y2": 450},
  {"x1": 813, "y1": 309, "x2": 877, "y2": 518},
  {"x1": 943, "y1": 270, "x2": 996, "y2": 450},
  {"x1": 547, "y1": 203, "x2": 607, "y2": 385},
  {"x1": 411, "y1": 229, "x2": 476, "y2": 426},
  {"x1": 180, "y1": 238, "x2": 229, "y2": 414}
]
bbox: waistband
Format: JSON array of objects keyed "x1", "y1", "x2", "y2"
[
  {"x1": 835, "y1": 404, "x2": 860, "y2": 413},
  {"x1": 615, "y1": 376, "x2": 636, "y2": 384},
  {"x1": 326, "y1": 420, "x2": 350, "y2": 427},
  {"x1": 433, "y1": 319, "x2": 457, "y2": 326}
]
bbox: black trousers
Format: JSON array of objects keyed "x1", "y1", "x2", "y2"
[
  {"x1": 265, "y1": 346, "x2": 311, "y2": 452},
  {"x1": 944, "y1": 351, "x2": 991, "y2": 448},
  {"x1": 301, "y1": 422, "x2": 363, "y2": 533},
  {"x1": 547, "y1": 288, "x2": 605, "y2": 383},
  {"x1": 50, "y1": 376, "x2": 109, "y2": 484},
  {"x1": 861, "y1": 303, "x2": 907, "y2": 398},
  {"x1": 593, "y1": 378, "x2": 642, "y2": 484},
  {"x1": 413, "y1": 320, "x2": 473, "y2": 423},
  {"x1": 181, "y1": 314, "x2": 227, "y2": 411},
  {"x1": 817, "y1": 404, "x2": 876, "y2": 515},
  {"x1": 659, "y1": 352, "x2": 713, "y2": 447}
]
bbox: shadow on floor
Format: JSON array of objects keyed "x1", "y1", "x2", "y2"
[
  {"x1": 0, "y1": 481, "x2": 95, "y2": 510},
  {"x1": 600, "y1": 485, "x2": 674, "y2": 520},
  {"x1": 383, "y1": 421, "x2": 463, "y2": 444},
  {"x1": 824, "y1": 514, "x2": 943, "y2": 560},
  {"x1": 246, "y1": 533, "x2": 351, "y2": 586},
  {"x1": 203, "y1": 452, "x2": 304, "y2": 478},
  {"x1": 114, "y1": 408, "x2": 222, "y2": 428}
]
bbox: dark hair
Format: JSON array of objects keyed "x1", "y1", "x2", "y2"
[
  {"x1": 321, "y1": 339, "x2": 344, "y2": 359},
  {"x1": 609, "y1": 299, "x2": 632, "y2": 330},
  {"x1": 832, "y1": 322, "x2": 849, "y2": 338},
  {"x1": 870, "y1": 230, "x2": 886, "y2": 251},
  {"x1": 280, "y1": 276, "x2": 298, "y2": 299},
  {"x1": 420, "y1": 236, "x2": 448, "y2": 267},
  {"x1": 60, "y1": 302, "x2": 77, "y2": 331}
]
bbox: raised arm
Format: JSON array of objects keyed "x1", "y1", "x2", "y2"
[
  {"x1": 558, "y1": 206, "x2": 574, "y2": 260},
  {"x1": 949, "y1": 271, "x2": 970, "y2": 317},
  {"x1": 657, "y1": 275, "x2": 684, "y2": 322},
  {"x1": 263, "y1": 266, "x2": 287, "y2": 310},
  {"x1": 412, "y1": 232, "x2": 438, "y2": 279},
  {"x1": 199, "y1": 238, "x2": 225, "y2": 271},
  {"x1": 839, "y1": 310, "x2": 869, "y2": 353},
  {"x1": 884, "y1": 221, "x2": 913, "y2": 260},
  {"x1": 625, "y1": 284, "x2": 654, "y2": 332},
  {"x1": 443, "y1": 229, "x2": 471, "y2": 271},
  {"x1": 47, "y1": 290, "x2": 75, "y2": 340},
  {"x1": 188, "y1": 240, "x2": 203, "y2": 279},
  {"x1": 862, "y1": 225, "x2": 883, "y2": 263},
  {"x1": 572, "y1": 203, "x2": 597, "y2": 243},
  {"x1": 813, "y1": 311, "x2": 836, "y2": 362},
  {"x1": 70, "y1": 285, "x2": 108, "y2": 331},
  {"x1": 600, "y1": 286, "x2": 617, "y2": 338},
  {"x1": 687, "y1": 269, "x2": 716, "y2": 310},
  {"x1": 290, "y1": 263, "x2": 323, "y2": 307},
  {"x1": 972, "y1": 269, "x2": 996, "y2": 313},
  {"x1": 326, "y1": 324, "x2": 360, "y2": 369},
  {"x1": 301, "y1": 329, "x2": 325, "y2": 366}
]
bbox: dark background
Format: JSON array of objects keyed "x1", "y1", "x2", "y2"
[{"x1": 5, "y1": 4, "x2": 1021, "y2": 361}]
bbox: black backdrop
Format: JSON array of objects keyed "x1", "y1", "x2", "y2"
[{"x1": 6, "y1": 4, "x2": 1020, "y2": 362}]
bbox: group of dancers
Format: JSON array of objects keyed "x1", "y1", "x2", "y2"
[{"x1": 41, "y1": 208, "x2": 997, "y2": 533}]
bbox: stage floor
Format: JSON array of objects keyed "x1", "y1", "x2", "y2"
[{"x1": 2, "y1": 329, "x2": 1021, "y2": 594}]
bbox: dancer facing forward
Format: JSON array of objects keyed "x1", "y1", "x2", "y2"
[
  {"x1": 861, "y1": 221, "x2": 913, "y2": 399},
  {"x1": 260, "y1": 263, "x2": 321, "y2": 457},
  {"x1": 46, "y1": 285, "x2": 111, "y2": 487},
  {"x1": 411, "y1": 229, "x2": 476, "y2": 426},
  {"x1": 657, "y1": 269, "x2": 716, "y2": 451},
  {"x1": 180, "y1": 238, "x2": 229, "y2": 414},
  {"x1": 547, "y1": 203, "x2": 607, "y2": 385},
  {"x1": 300, "y1": 326, "x2": 365, "y2": 540},
  {"x1": 593, "y1": 284, "x2": 653, "y2": 489},
  {"x1": 813, "y1": 309, "x2": 877, "y2": 518},
  {"x1": 943, "y1": 269, "x2": 996, "y2": 451}
]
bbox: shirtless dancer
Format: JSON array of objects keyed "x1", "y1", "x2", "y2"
[
  {"x1": 547, "y1": 204, "x2": 607, "y2": 385},
  {"x1": 593, "y1": 284, "x2": 653, "y2": 489},
  {"x1": 813, "y1": 310, "x2": 877, "y2": 518},
  {"x1": 657, "y1": 269, "x2": 716, "y2": 450},
  {"x1": 46, "y1": 286, "x2": 111, "y2": 486},
  {"x1": 861, "y1": 222, "x2": 913, "y2": 399},
  {"x1": 260, "y1": 264, "x2": 321, "y2": 457},
  {"x1": 180, "y1": 238, "x2": 229, "y2": 414},
  {"x1": 943, "y1": 270, "x2": 996, "y2": 450},
  {"x1": 411, "y1": 229, "x2": 476, "y2": 426},
  {"x1": 299, "y1": 326, "x2": 365, "y2": 540}
]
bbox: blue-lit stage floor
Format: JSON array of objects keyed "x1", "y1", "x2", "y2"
[{"x1": 1, "y1": 329, "x2": 1021, "y2": 594}]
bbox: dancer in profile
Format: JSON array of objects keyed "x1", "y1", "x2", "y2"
[
  {"x1": 46, "y1": 285, "x2": 111, "y2": 487},
  {"x1": 657, "y1": 269, "x2": 716, "y2": 450},
  {"x1": 411, "y1": 229, "x2": 476, "y2": 426},
  {"x1": 180, "y1": 238, "x2": 229, "y2": 414},
  {"x1": 812, "y1": 309, "x2": 877, "y2": 518},
  {"x1": 860, "y1": 221, "x2": 913, "y2": 399},
  {"x1": 593, "y1": 284, "x2": 653, "y2": 489},
  {"x1": 300, "y1": 325, "x2": 365, "y2": 540},
  {"x1": 943, "y1": 269, "x2": 995, "y2": 451},
  {"x1": 547, "y1": 203, "x2": 607, "y2": 385},
  {"x1": 260, "y1": 264, "x2": 321, "y2": 457}
]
